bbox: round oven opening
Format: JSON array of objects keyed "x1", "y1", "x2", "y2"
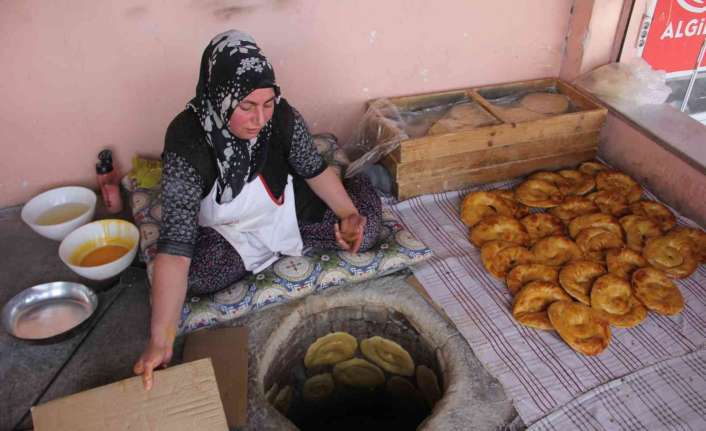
[{"x1": 262, "y1": 305, "x2": 444, "y2": 430}]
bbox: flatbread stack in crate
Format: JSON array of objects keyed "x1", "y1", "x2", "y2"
[{"x1": 460, "y1": 160, "x2": 706, "y2": 356}]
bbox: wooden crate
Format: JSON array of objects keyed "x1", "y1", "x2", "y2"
[{"x1": 376, "y1": 78, "x2": 607, "y2": 200}]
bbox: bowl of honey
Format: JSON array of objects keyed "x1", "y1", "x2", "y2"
[
  {"x1": 21, "y1": 186, "x2": 97, "y2": 241},
  {"x1": 58, "y1": 219, "x2": 139, "y2": 281}
]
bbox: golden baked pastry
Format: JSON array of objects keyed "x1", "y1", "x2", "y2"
[
  {"x1": 303, "y1": 373, "x2": 335, "y2": 402},
  {"x1": 669, "y1": 226, "x2": 706, "y2": 264},
  {"x1": 360, "y1": 336, "x2": 415, "y2": 376},
  {"x1": 529, "y1": 171, "x2": 572, "y2": 194},
  {"x1": 547, "y1": 301, "x2": 611, "y2": 356},
  {"x1": 520, "y1": 92, "x2": 570, "y2": 114},
  {"x1": 643, "y1": 234, "x2": 698, "y2": 279},
  {"x1": 557, "y1": 169, "x2": 595, "y2": 195},
  {"x1": 619, "y1": 215, "x2": 661, "y2": 252},
  {"x1": 469, "y1": 215, "x2": 529, "y2": 247},
  {"x1": 583, "y1": 251, "x2": 608, "y2": 264},
  {"x1": 333, "y1": 358, "x2": 385, "y2": 388},
  {"x1": 514, "y1": 179, "x2": 563, "y2": 208},
  {"x1": 549, "y1": 196, "x2": 599, "y2": 223},
  {"x1": 506, "y1": 264, "x2": 559, "y2": 295},
  {"x1": 493, "y1": 189, "x2": 531, "y2": 218},
  {"x1": 600, "y1": 295, "x2": 647, "y2": 328},
  {"x1": 578, "y1": 161, "x2": 609, "y2": 177},
  {"x1": 531, "y1": 235, "x2": 582, "y2": 266},
  {"x1": 481, "y1": 240, "x2": 533, "y2": 278},
  {"x1": 558, "y1": 260, "x2": 605, "y2": 305},
  {"x1": 416, "y1": 365, "x2": 442, "y2": 408},
  {"x1": 632, "y1": 267, "x2": 684, "y2": 315},
  {"x1": 568, "y1": 213, "x2": 622, "y2": 239},
  {"x1": 586, "y1": 190, "x2": 630, "y2": 217},
  {"x1": 606, "y1": 248, "x2": 647, "y2": 279},
  {"x1": 304, "y1": 332, "x2": 358, "y2": 368},
  {"x1": 575, "y1": 227, "x2": 624, "y2": 258},
  {"x1": 272, "y1": 385, "x2": 293, "y2": 415},
  {"x1": 460, "y1": 191, "x2": 516, "y2": 227},
  {"x1": 520, "y1": 213, "x2": 564, "y2": 243},
  {"x1": 629, "y1": 200, "x2": 676, "y2": 232},
  {"x1": 595, "y1": 171, "x2": 642, "y2": 203},
  {"x1": 512, "y1": 281, "x2": 572, "y2": 330},
  {"x1": 428, "y1": 103, "x2": 500, "y2": 135},
  {"x1": 590, "y1": 274, "x2": 632, "y2": 316}
]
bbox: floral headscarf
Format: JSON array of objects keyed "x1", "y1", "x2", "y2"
[{"x1": 187, "y1": 30, "x2": 280, "y2": 203}]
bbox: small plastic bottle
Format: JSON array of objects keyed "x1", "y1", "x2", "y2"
[{"x1": 96, "y1": 149, "x2": 123, "y2": 214}]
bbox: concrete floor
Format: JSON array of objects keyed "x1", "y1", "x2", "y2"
[
  {"x1": 0, "y1": 203, "x2": 521, "y2": 431},
  {"x1": 0, "y1": 205, "x2": 159, "y2": 431}
]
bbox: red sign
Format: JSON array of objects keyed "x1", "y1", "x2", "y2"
[{"x1": 642, "y1": 0, "x2": 706, "y2": 74}]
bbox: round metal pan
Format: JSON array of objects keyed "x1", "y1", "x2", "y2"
[{"x1": 1, "y1": 281, "x2": 98, "y2": 341}]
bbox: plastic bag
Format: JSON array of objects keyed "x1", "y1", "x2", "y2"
[
  {"x1": 343, "y1": 98, "x2": 459, "y2": 178},
  {"x1": 128, "y1": 156, "x2": 162, "y2": 190},
  {"x1": 574, "y1": 59, "x2": 671, "y2": 107},
  {"x1": 312, "y1": 133, "x2": 350, "y2": 178}
]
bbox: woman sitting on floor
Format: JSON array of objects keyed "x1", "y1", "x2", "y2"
[{"x1": 133, "y1": 30, "x2": 381, "y2": 389}]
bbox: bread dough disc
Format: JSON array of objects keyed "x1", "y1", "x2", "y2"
[
  {"x1": 499, "y1": 106, "x2": 547, "y2": 123},
  {"x1": 428, "y1": 103, "x2": 499, "y2": 135},
  {"x1": 520, "y1": 92, "x2": 570, "y2": 114}
]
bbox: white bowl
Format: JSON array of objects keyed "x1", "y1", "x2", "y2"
[
  {"x1": 21, "y1": 186, "x2": 97, "y2": 241},
  {"x1": 58, "y1": 219, "x2": 139, "y2": 281}
]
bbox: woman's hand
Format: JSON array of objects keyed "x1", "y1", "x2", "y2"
[
  {"x1": 133, "y1": 337, "x2": 174, "y2": 391},
  {"x1": 335, "y1": 213, "x2": 367, "y2": 253}
]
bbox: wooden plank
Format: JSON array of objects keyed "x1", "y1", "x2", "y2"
[
  {"x1": 395, "y1": 149, "x2": 597, "y2": 200},
  {"x1": 467, "y1": 89, "x2": 512, "y2": 124},
  {"x1": 385, "y1": 89, "x2": 468, "y2": 112},
  {"x1": 392, "y1": 131, "x2": 598, "y2": 182},
  {"x1": 473, "y1": 78, "x2": 558, "y2": 99},
  {"x1": 556, "y1": 80, "x2": 608, "y2": 111},
  {"x1": 183, "y1": 327, "x2": 249, "y2": 430},
  {"x1": 397, "y1": 109, "x2": 606, "y2": 162},
  {"x1": 379, "y1": 151, "x2": 399, "y2": 178}
]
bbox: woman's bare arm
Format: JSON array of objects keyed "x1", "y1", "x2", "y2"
[
  {"x1": 133, "y1": 253, "x2": 190, "y2": 390},
  {"x1": 305, "y1": 166, "x2": 366, "y2": 252}
]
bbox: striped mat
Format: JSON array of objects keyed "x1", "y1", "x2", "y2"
[{"x1": 386, "y1": 182, "x2": 706, "y2": 429}]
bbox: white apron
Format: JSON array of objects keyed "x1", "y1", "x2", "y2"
[{"x1": 198, "y1": 174, "x2": 303, "y2": 273}]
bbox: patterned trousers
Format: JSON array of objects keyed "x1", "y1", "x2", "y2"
[{"x1": 187, "y1": 175, "x2": 381, "y2": 295}]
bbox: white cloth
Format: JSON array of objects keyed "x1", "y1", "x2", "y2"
[
  {"x1": 387, "y1": 180, "x2": 706, "y2": 428},
  {"x1": 199, "y1": 174, "x2": 303, "y2": 273}
]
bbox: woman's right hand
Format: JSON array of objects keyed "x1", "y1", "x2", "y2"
[{"x1": 133, "y1": 338, "x2": 174, "y2": 391}]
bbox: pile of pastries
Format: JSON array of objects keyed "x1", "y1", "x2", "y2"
[{"x1": 460, "y1": 161, "x2": 706, "y2": 356}]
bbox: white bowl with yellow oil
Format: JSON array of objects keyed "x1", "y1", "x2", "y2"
[
  {"x1": 58, "y1": 219, "x2": 139, "y2": 281},
  {"x1": 21, "y1": 186, "x2": 97, "y2": 241}
]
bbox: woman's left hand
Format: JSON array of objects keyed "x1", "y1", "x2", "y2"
[{"x1": 335, "y1": 213, "x2": 367, "y2": 253}]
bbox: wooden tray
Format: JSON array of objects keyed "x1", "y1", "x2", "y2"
[{"x1": 375, "y1": 78, "x2": 607, "y2": 200}]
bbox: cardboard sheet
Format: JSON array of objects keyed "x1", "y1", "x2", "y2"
[
  {"x1": 183, "y1": 326, "x2": 249, "y2": 429},
  {"x1": 31, "y1": 358, "x2": 228, "y2": 431}
]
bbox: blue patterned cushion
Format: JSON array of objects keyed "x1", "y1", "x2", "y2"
[
  {"x1": 177, "y1": 209, "x2": 432, "y2": 334},
  {"x1": 124, "y1": 169, "x2": 433, "y2": 335}
]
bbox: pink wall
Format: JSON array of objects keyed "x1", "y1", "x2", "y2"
[
  {"x1": 0, "y1": 0, "x2": 574, "y2": 207},
  {"x1": 559, "y1": 0, "x2": 626, "y2": 81}
]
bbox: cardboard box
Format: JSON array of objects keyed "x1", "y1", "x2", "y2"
[
  {"x1": 183, "y1": 326, "x2": 249, "y2": 429},
  {"x1": 375, "y1": 78, "x2": 607, "y2": 199},
  {"x1": 31, "y1": 358, "x2": 228, "y2": 431}
]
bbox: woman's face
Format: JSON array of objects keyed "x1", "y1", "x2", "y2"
[{"x1": 229, "y1": 87, "x2": 276, "y2": 139}]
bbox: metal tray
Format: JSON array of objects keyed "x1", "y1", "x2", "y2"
[{"x1": 1, "y1": 281, "x2": 98, "y2": 340}]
